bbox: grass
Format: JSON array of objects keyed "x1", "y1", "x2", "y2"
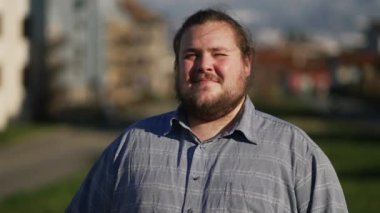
[
  {"x1": 0, "y1": 172, "x2": 86, "y2": 213},
  {"x1": 318, "y1": 140, "x2": 380, "y2": 176},
  {"x1": 0, "y1": 122, "x2": 56, "y2": 146},
  {"x1": 317, "y1": 140, "x2": 380, "y2": 213},
  {"x1": 341, "y1": 179, "x2": 380, "y2": 213}
]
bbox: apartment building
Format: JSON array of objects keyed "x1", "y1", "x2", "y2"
[
  {"x1": 27, "y1": 0, "x2": 173, "y2": 121},
  {"x1": 0, "y1": 1, "x2": 28, "y2": 130}
]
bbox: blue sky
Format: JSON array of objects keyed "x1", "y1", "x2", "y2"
[
  {"x1": 49, "y1": 0, "x2": 380, "y2": 50},
  {"x1": 139, "y1": 0, "x2": 380, "y2": 36}
]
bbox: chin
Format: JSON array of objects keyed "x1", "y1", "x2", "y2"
[{"x1": 195, "y1": 91, "x2": 221, "y2": 104}]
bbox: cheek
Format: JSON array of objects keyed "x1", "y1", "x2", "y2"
[
  {"x1": 219, "y1": 62, "x2": 247, "y2": 83},
  {"x1": 177, "y1": 62, "x2": 191, "y2": 84},
  {"x1": 181, "y1": 61, "x2": 194, "y2": 79},
  {"x1": 213, "y1": 60, "x2": 230, "y2": 77}
]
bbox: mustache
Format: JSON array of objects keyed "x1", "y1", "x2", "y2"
[{"x1": 190, "y1": 73, "x2": 222, "y2": 83}]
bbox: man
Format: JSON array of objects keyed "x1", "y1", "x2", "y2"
[{"x1": 67, "y1": 9, "x2": 348, "y2": 212}]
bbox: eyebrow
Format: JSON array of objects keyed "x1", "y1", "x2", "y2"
[
  {"x1": 182, "y1": 48, "x2": 199, "y2": 53},
  {"x1": 182, "y1": 47, "x2": 233, "y2": 53},
  {"x1": 210, "y1": 47, "x2": 230, "y2": 52}
]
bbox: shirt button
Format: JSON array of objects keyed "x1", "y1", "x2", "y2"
[
  {"x1": 192, "y1": 175, "x2": 200, "y2": 181},
  {"x1": 187, "y1": 209, "x2": 193, "y2": 213}
]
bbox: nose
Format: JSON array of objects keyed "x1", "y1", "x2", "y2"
[{"x1": 195, "y1": 53, "x2": 213, "y2": 72}]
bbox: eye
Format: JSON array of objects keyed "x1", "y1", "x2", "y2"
[
  {"x1": 183, "y1": 52, "x2": 197, "y2": 60},
  {"x1": 213, "y1": 52, "x2": 227, "y2": 57}
]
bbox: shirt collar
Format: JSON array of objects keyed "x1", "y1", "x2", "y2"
[
  {"x1": 163, "y1": 105, "x2": 189, "y2": 136},
  {"x1": 228, "y1": 96, "x2": 259, "y2": 144},
  {"x1": 164, "y1": 96, "x2": 259, "y2": 145}
]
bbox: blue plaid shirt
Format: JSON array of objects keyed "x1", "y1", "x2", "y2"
[{"x1": 66, "y1": 97, "x2": 347, "y2": 212}]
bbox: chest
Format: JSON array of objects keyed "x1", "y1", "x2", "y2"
[{"x1": 113, "y1": 137, "x2": 296, "y2": 212}]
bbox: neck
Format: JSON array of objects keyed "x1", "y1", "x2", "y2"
[{"x1": 187, "y1": 97, "x2": 245, "y2": 142}]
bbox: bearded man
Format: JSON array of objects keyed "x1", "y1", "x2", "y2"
[{"x1": 66, "y1": 9, "x2": 348, "y2": 213}]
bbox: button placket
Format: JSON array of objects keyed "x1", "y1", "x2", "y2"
[
  {"x1": 190, "y1": 146, "x2": 203, "y2": 183},
  {"x1": 184, "y1": 145, "x2": 206, "y2": 212}
]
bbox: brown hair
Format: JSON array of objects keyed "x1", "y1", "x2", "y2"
[{"x1": 173, "y1": 8, "x2": 254, "y2": 70}]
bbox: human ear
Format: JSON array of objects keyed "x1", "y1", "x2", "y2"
[{"x1": 243, "y1": 54, "x2": 252, "y2": 76}]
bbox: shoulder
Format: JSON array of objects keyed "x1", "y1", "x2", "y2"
[
  {"x1": 253, "y1": 110, "x2": 323, "y2": 160},
  {"x1": 116, "y1": 110, "x2": 176, "y2": 142},
  {"x1": 129, "y1": 110, "x2": 176, "y2": 133},
  {"x1": 254, "y1": 110, "x2": 311, "y2": 142},
  {"x1": 253, "y1": 110, "x2": 336, "y2": 177},
  {"x1": 105, "y1": 111, "x2": 176, "y2": 161}
]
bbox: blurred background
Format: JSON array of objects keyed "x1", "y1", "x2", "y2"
[{"x1": 0, "y1": 0, "x2": 379, "y2": 212}]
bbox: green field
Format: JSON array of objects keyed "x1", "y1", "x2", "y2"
[
  {"x1": 0, "y1": 117, "x2": 379, "y2": 212},
  {"x1": 319, "y1": 140, "x2": 380, "y2": 213},
  {"x1": 0, "y1": 172, "x2": 86, "y2": 213}
]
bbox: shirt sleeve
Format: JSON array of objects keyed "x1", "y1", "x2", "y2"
[
  {"x1": 65, "y1": 134, "x2": 123, "y2": 213},
  {"x1": 294, "y1": 145, "x2": 348, "y2": 213}
]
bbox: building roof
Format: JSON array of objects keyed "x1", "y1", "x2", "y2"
[
  {"x1": 118, "y1": 0, "x2": 161, "y2": 23},
  {"x1": 368, "y1": 21, "x2": 380, "y2": 31},
  {"x1": 255, "y1": 48, "x2": 329, "y2": 72},
  {"x1": 337, "y1": 51, "x2": 380, "y2": 65}
]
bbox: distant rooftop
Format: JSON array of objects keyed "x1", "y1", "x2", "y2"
[
  {"x1": 370, "y1": 21, "x2": 380, "y2": 30},
  {"x1": 119, "y1": 0, "x2": 161, "y2": 23}
]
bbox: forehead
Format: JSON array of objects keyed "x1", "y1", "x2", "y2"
[{"x1": 180, "y1": 21, "x2": 239, "y2": 50}]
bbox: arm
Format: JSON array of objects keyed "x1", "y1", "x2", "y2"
[
  {"x1": 295, "y1": 146, "x2": 348, "y2": 213},
  {"x1": 65, "y1": 134, "x2": 125, "y2": 213}
]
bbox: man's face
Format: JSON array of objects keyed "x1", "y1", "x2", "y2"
[{"x1": 176, "y1": 21, "x2": 251, "y2": 121}]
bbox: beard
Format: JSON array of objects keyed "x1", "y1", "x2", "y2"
[{"x1": 175, "y1": 72, "x2": 249, "y2": 121}]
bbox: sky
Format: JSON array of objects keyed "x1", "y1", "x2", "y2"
[
  {"x1": 49, "y1": 0, "x2": 380, "y2": 50},
  {"x1": 138, "y1": 0, "x2": 380, "y2": 31},
  {"x1": 138, "y1": 0, "x2": 380, "y2": 48}
]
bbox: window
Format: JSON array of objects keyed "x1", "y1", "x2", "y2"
[
  {"x1": 0, "y1": 67, "x2": 2, "y2": 88},
  {"x1": 0, "y1": 13, "x2": 2, "y2": 36},
  {"x1": 73, "y1": 0, "x2": 86, "y2": 10},
  {"x1": 23, "y1": 15, "x2": 31, "y2": 38}
]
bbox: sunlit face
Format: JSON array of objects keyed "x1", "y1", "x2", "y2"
[{"x1": 176, "y1": 21, "x2": 251, "y2": 121}]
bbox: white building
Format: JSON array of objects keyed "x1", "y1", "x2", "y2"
[{"x1": 0, "y1": 1, "x2": 29, "y2": 130}]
